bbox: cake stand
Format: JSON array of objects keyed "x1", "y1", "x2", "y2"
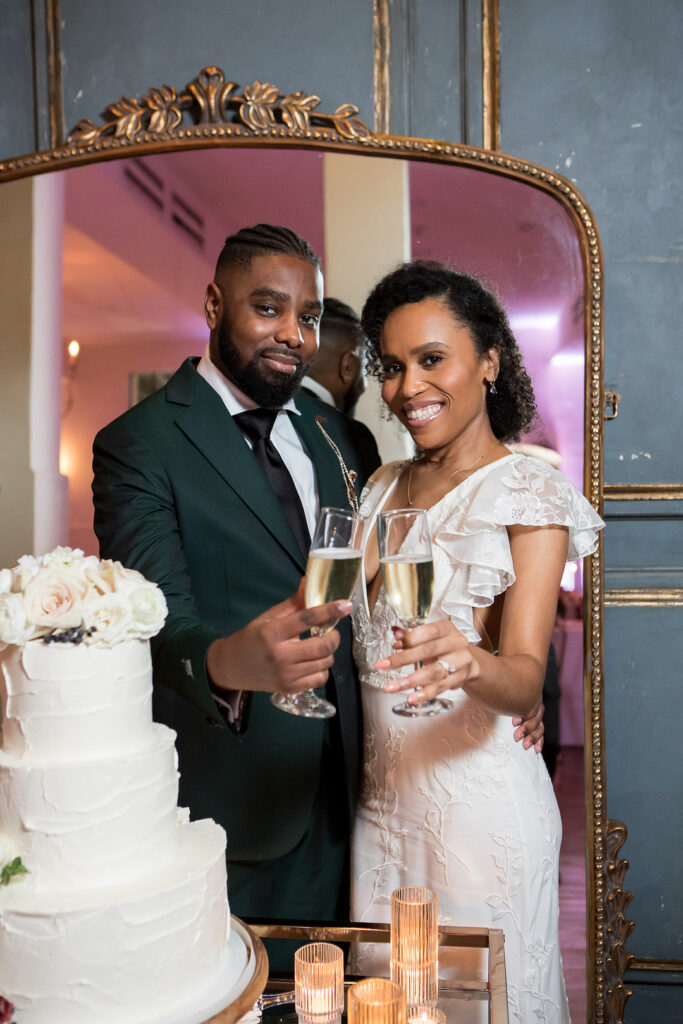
[{"x1": 149, "y1": 917, "x2": 268, "y2": 1024}]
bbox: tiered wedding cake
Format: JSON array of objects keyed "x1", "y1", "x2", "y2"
[{"x1": 0, "y1": 549, "x2": 230, "y2": 1023}]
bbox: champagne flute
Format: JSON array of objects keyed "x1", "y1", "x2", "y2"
[
  {"x1": 271, "y1": 506, "x2": 362, "y2": 719},
  {"x1": 377, "y1": 508, "x2": 453, "y2": 717}
]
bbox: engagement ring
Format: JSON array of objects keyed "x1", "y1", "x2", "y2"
[{"x1": 438, "y1": 658, "x2": 456, "y2": 675}]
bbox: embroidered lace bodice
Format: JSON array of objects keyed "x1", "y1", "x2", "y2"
[{"x1": 350, "y1": 454, "x2": 604, "y2": 1024}]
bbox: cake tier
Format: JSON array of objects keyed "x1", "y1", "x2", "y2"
[
  {"x1": 0, "y1": 639, "x2": 153, "y2": 760},
  {"x1": 0, "y1": 723, "x2": 181, "y2": 888},
  {"x1": 0, "y1": 818, "x2": 230, "y2": 1024}
]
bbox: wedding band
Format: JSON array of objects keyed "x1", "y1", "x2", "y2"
[{"x1": 438, "y1": 658, "x2": 456, "y2": 676}]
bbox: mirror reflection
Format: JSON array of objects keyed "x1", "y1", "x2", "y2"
[
  {"x1": 61, "y1": 148, "x2": 584, "y2": 535},
  {"x1": 56, "y1": 147, "x2": 586, "y2": 1009},
  {"x1": 0, "y1": 138, "x2": 593, "y2": 1012}
]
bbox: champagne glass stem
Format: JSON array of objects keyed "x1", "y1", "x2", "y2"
[{"x1": 392, "y1": 622, "x2": 453, "y2": 719}]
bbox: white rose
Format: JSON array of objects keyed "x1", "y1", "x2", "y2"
[
  {"x1": 82, "y1": 593, "x2": 133, "y2": 646},
  {"x1": 0, "y1": 569, "x2": 12, "y2": 595},
  {"x1": 15, "y1": 554, "x2": 41, "y2": 589},
  {"x1": 107, "y1": 561, "x2": 146, "y2": 595},
  {"x1": 22, "y1": 565, "x2": 88, "y2": 631},
  {"x1": 43, "y1": 546, "x2": 84, "y2": 567},
  {"x1": 0, "y1": 593, "x2": 32, "y2": 645},
  {"x1": 127, "y1": 583, "x2": 168, "y2": 638},
  {"x1": 83, "y1": 565, "x2": 116, "y2": 598}
]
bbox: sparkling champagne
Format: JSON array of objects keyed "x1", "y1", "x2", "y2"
[
  {"x1": 305, "y1": 549, "x2": 362, "y2": 631},
  {"x1": 380, "y1": 555, "x2": 434, "y2": 625}
]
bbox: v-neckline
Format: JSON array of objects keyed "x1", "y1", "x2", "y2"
[{"x1": 360, "y1": 452, "x2": 517, "y2": 619}]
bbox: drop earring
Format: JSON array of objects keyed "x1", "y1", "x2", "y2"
[{"x1": 488, "y1": 379, "x2": 498, "y2": 395}]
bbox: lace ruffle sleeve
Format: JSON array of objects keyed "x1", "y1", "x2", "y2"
[{"x1": 427, "y1": 454, "x2": 604, "y2": 643}]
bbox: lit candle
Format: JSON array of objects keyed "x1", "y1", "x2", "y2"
[
  {"x1": 390, "y1": 887, "x2": 439, "y2": 1007},
  {"x1": 295, "y1": 942, "x2": 344, "y2": 1024},
  {"x1": 406, "y1": 1007, "x2": 446, "y2": 1024},
  {"x1": 347, "y1": 978, "x2": 406, "y2": 1024}
]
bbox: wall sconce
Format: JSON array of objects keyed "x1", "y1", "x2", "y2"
[
  {"x1": 62, "y1": 339, "x2": 80, "y2": 418},
  {"x1": 67, "y1": 338, "x2": 80, "y2": 366}
]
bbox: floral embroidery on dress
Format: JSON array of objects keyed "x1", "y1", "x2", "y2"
[{"x1": 350, "y1": 454, "x2": 601, "y2": 1022}]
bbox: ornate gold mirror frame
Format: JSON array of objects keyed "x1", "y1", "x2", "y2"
[{"x1": 0, "y1": 64, "x2": 624, "y2": 1022}]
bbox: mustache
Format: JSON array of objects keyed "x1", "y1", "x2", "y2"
[{"x1": 258, "y1": 346, "x2": 305, "y2": 369}]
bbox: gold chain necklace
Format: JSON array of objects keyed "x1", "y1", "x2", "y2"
[{"x1": 407, "y1": 440, "x2": 502, "y2": 506}]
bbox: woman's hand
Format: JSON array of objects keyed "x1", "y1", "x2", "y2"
[
  {"x1": 375, "y1": 622, "x2": 547, "y2": 750},
  {"x1": 373, "y1": 620, "x2": 477, "y2": 706}
]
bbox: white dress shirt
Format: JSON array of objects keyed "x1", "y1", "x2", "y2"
[
  {"x1": 197, "y1": 346, "x2": 318, "y2": 536},
  {"x1": 300, "y1": 376, "x2": 336, "y2": 408}
]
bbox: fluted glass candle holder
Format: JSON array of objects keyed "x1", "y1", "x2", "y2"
[
  {"x1": 347, "y1": 978, "x2": 406, "y2": 1024},
  {"x1": 406, "y1": 1006, "x2": 446, "y2": 1024},
  {"x1": 390, "y1": 886, "x2": 439, "y2": 1008},
  {"x1": 294, "y1": 942, "x2": 344, "y2": 1024}
]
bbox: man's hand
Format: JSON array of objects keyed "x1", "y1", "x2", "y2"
[
  {"x1": 206, "y1": 580, "x2": 352, "y2": 694},
  {"x1": 512, "y1": 700, "x2": 545, "y2": 752}
]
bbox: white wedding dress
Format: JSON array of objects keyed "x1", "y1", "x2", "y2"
[{"x1": 351, "y1": 453, "x2": 604, "y2": 1024}]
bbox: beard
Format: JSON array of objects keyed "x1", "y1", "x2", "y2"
[{"x1": 217, "y1": 316, "x2": 307, "y2": 408}]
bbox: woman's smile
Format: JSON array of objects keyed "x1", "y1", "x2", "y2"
[{"x1": 402, "y1": 400, "x2": 445, "y2": 426}]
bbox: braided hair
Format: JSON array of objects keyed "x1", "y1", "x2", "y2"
[
  {"x1": 361, "y1": 260, "x2": 537, "y2": 442},
  {"x1": 215, "y1": 223, "x2": 320, "y2": 275}
]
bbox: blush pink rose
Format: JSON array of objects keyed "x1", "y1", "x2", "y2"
[{"x1": 22, "y1": 566, "x2": 88, "y2": 630}]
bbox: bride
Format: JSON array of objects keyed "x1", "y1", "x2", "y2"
[{"x1": 351, "y1": 261, "x2": 604, "y2": 1023}]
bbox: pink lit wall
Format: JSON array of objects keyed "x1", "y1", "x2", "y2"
[{"x1": 61, "y1": 334, "x2": 200, "y2": 555}]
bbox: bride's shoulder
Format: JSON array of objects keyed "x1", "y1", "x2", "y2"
[
  {"x1": 468, "y1": 451, "x2": 605, "y2": 553},
  {"x1": 493, "y1": 451, "x2": 580, "y2": 494}
]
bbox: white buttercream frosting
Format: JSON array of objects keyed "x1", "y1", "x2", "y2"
[
  {"x1": 0, "y1": 637, "x2": 231, "y2": 1022},
  {"x1": 0, "y1": 820, "x2": 229, "y2": 1024},
  {"x1": 0, "y1": 639, "x2": 152, "y2": 759},
  {"x1": 0, "y1": 723, "x2": 180, "y2": 888}
]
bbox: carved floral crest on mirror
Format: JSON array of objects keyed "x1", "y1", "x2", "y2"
[{"x1": 0, "y1": 65, "x2": 631, "y2": 1024}]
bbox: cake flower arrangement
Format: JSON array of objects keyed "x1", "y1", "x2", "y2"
[{"x1": 0, "y1": 546, "x2": 167, "y2": 647}]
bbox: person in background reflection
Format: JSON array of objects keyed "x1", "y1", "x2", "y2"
[
  {"x1": 301, "y1": 297, "x2": 381, "y2": 483},
  {"x1": 302, "y1": 297, "x2": 366, "y2": 413}
]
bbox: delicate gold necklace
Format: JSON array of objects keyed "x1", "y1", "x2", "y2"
[{"x1": 407, "y1": 440, "x2": 502, "y2": 506}]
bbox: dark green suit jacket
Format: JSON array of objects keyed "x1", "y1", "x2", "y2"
[{"x1": 92, "y1": 357, "x2": 379, "y2": 863}]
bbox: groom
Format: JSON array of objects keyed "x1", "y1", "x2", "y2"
[{"x1": 92, "y1": 225, "x2": 380, "y2": 959}]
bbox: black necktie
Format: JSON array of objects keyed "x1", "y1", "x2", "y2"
[{"x1": 234, "y1": 408, "x2": 311, "y2": 557}]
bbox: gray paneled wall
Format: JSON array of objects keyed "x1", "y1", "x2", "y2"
[
  {"x1": 500, "y1": 1, "x2": 683, "y2": 1015},
  {"x1": 58, "y1": 0, "x2": 376, "y2": 143},
  {"x1": 604, "y1": 602, "x2": 683, "y2": 958},
  {"x1": 0, "y1": 2, "x2": 36, "y2": 158},
  {"x1": 499, "y1": 0, "x2": 683, "y2": 487}
]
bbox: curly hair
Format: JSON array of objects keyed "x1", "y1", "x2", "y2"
[
  {"x1": 361, "y1": 260, "x2": 536, "y2": 441},
  {"x1": 215, "y1": 223, "x2": 320, "y2": 275}
]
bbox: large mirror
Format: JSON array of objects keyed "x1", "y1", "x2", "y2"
[{"x1": 0, "y1": 70, "x2": 606, "y2": 1019}]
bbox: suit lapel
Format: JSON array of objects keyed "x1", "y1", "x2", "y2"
[{"x1": 167, "y1": 360, "x2": 307, "y2": 571}]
